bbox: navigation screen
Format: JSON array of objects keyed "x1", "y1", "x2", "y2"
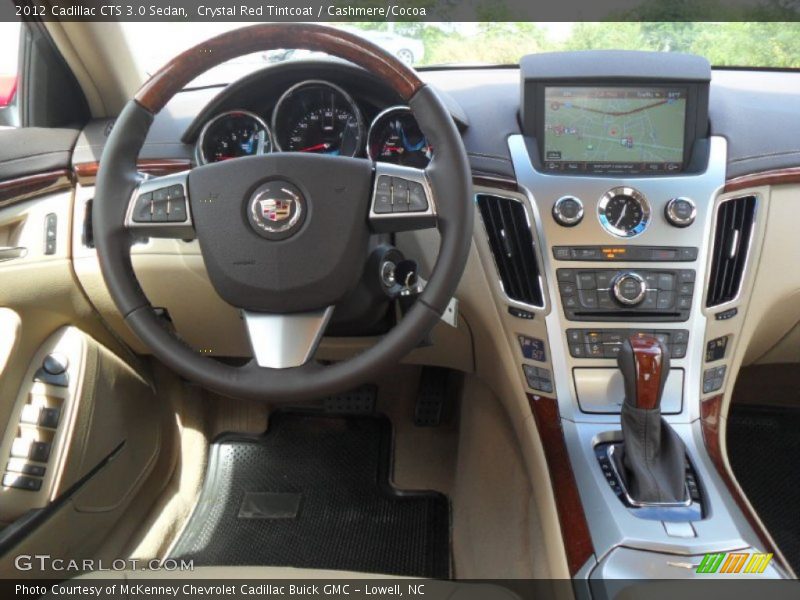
[{"x1": 542, "y1": 86, "x2": 687, "y2": 174}]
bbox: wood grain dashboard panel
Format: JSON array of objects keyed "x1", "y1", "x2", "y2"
[
  {"x1": 73, "y1": 159, "x2": 191, "y2": 186},
  {"x1": 724, "y1": 167, "x2": 800, "y2": 193},
  {"x1": 527, "y1": 393, "x2": 595, "y2": 576}
]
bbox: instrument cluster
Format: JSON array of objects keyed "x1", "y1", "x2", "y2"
[{"x1": 195, "y1": 79, "x2": 432, "y2": 167}]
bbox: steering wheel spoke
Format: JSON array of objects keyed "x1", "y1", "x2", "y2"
[
  {"x1": 243, "y1": 306, "x2": 334, "y2": 369},
  {"x1": 125, "y1": 171, "x2": 195, "y2": 239},
  {"x1": 369, "y1": 162, "x2": 437, "y2": 233}
]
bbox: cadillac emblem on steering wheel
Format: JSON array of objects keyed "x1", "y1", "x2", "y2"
[{"x1": 247, "y1": 180, "x2": 305, "y2": 239}]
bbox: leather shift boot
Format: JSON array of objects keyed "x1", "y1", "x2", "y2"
[{"x1": 615, "y1": 403, "x2": 687, "y2": 503}]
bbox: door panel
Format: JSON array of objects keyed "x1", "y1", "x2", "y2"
[{"x1": 0, "y1": 162, "x2": 175, "y2": 570}]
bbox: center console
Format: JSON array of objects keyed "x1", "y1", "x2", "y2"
[{"x1": 476, "y1": 50, "x2": 784, "y2": 585}]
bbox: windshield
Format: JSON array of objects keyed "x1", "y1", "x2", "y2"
[{"x1": 121, "y1": 22, "x2": 800, "y2": 83}]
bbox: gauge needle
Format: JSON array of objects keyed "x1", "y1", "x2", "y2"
[
  {"x1": 614, "y1": 204, "x2": 628, "y2": 227},
  {"x1": 299, "y1": 143, "x2": 331, "y2": 152}
]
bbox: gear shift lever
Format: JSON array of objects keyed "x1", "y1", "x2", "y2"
[{"x1": 614, "y1": 335, "x2": 688, "y2": 504}]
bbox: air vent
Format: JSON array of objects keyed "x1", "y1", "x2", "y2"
[
  {"x1": 706, "y1": 195, "x2": 756, "y2": 307},
  {"x1": 477, "y1": 194, "x2": 544, "y2": 307}
]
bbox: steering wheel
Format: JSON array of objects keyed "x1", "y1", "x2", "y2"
[{"x1": 93, "y1": 24, "x2": 473, "y2": 402}]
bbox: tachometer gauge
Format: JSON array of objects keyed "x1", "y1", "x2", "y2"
[
  {"x1": 367, "y1": 106, "x2": 432, "y2": 168},
  {"x1": 272, "y1": 80, "x2": 364, "y2": 157},
  {"x1": 196, "y1": 110, "x2": 272, "y2": 164}
]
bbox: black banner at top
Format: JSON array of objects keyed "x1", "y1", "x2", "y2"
[{"x1": 2, "y1": 0, "x2": 800, "y2": 22}]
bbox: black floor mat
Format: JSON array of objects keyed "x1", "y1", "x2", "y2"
[
  {"x1": 170, "y1": 413, "x2": 450, "y2": 577},
  {"x1": 727, "y1": 405, "x2": 800, "y2": 573}
]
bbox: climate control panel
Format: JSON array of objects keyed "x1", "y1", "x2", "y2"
[
  {"x1": 557, "y1": 268, "x2": 695, "y2": 321},
  {"x1": 568, "y1": 328, "x2": 689, "y2": 359}
]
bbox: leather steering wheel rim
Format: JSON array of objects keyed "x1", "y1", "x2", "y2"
[{"x1": 93, "y1": 23, "x2": 473, "y2": 403}]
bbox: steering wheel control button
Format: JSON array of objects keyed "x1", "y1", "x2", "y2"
[
  {"x1": 612, "y1": 272, "x2": 648, "y2": 306},
  {"x1": 373, "y1": 176, "x2": 393, "y2": 214},
  {"x1": 370, "y1": 165, "x2": 436, "y2": 232},
  {"x1": 665, "y1": 197, "x2": 697, "y2": 227},
  {"x1": 168, "y1": 199, "x2": 187, "y2": 222},
  {"x1": 133, "y1": 192, "x2": 153, "y2": 222},
  {"x1": 247, "y1": 180, "x2": 305, "y2": 240},
  {"x1": 552, "y1": 196, "x2": 584, "y2": 227},
  {"x1": 408, "y1": 181, "x2": 428, "y2": 212},
  {"x1": 391, "y1": 177, "x2": 410, "y2": 212}
]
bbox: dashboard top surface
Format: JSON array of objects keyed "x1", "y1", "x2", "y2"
[{"x1": 71, "y1": 61, "x2": 800, "y2": 181}]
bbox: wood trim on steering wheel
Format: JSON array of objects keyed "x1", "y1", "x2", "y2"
[{"x1": 135, "y1": 23, "x2": 424, "y2": 113}]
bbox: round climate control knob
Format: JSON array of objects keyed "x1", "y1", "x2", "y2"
[
  {"x1": 552, "y1": 196, "x2": 584, "y2": 227},
  {"x1": 665, "y1": 197, "x2": 697, "y2": 228},
  {"x1": 612, "y1": 272, "x2": 648, "y2": 306}
]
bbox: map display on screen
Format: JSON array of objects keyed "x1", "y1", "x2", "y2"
[{"x1": 543, "y1": 86, "x2": 687, "y2": 173}]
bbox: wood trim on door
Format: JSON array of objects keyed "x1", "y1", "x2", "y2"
[
  {"x1": 0, "y1": 170, "x2": 73, "y2": 207},
  {"x1": 527, "y1": 393, "x2": 595, "y2": 576}
]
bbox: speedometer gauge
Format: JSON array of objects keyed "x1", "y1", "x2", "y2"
[
  {"x1": 272, "y1": 80, "x2": 364, "y2": 157},
  {"x1": 196, "y1": 110, "x2": 272, "y2": 164},
  {"x1": 367, "y1": 106, "x2": 432, "y2": 168}
]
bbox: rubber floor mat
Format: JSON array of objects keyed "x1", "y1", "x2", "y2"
[
  {"x1": 170, "y1": 413, "x2": 450, "y2": 577},
  {"x1": 727, "y1": 405, "x2": 800, "y2": 574}
]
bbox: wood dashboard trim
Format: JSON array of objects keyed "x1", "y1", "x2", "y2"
[
  {"x1": 527, "y1": 393, "x2": 595, "y2": 576},
  {"x1": 0, "y1": 170, "x2": 73, "y2": 207},
  {"x1": 73, "y1": 159, "x2": 192, "y2": 186},
  {"x1": 700, "y1": 394, "x2": 791, "y2": 575},
  {"x1": 724, "y1": 167, "x2": 800, "y2": 193}
]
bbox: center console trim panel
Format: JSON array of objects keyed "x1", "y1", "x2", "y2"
[{"x1": 509, "y1": 134, "x2": 779, "y2": 572}]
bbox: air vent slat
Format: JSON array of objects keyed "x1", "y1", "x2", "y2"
[
  {"x1": 706, "y1": 196, "x2": 756, "y2": 307},
  {"x1": 477, "y1": 194, "x2": 543, "y2": 307}
]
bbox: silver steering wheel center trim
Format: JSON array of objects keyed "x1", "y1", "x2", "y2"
[{"x1": 243, "y1": 306, "x2": 334, "y2": 369}]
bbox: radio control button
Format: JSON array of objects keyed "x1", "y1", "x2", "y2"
[
  {"x1": 612, "y1": 272, "x2": 647, "y2": 306},
  {"x1": 552, "y1": 196, "x2": 584, "y2": 227},
  {"x1": 657, "y1": 273, "x2": 675, "y2": 291},
  {"x1": 665, "y1": 197, "x2": 697, "y2": 227},
  {"x1": 657, "y1": 291, "x2": 676, "y2": 309},
  {"x1": 579, "y1": 291, "x2": 598, "y2": 308},
  {"x1": 576, "y1": 272, "x2": 597, "y2": 290}
]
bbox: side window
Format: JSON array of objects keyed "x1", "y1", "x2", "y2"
[{"x1": 0, "y1": 20, "x2": 21, "y2": 126}]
